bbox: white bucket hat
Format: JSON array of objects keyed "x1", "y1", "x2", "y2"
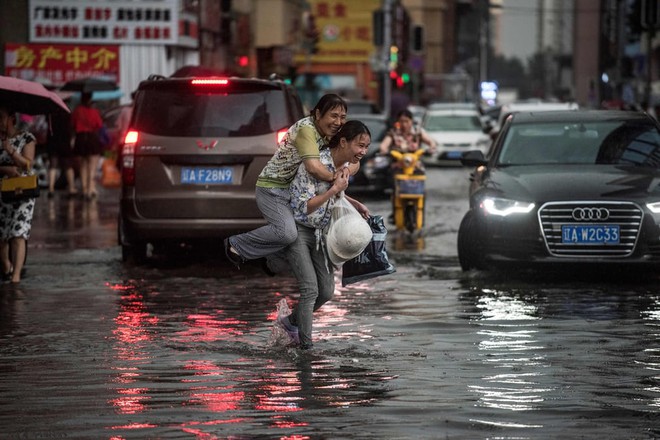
[{"x1": 326, "y1": 215, "x2": 373, "y2": 266}]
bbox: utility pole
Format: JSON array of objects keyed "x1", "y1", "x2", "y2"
[{"x1": 382, "y1": 0, "x2": 393, "y2": 122}]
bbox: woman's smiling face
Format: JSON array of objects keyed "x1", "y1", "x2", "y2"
[
  {"x1": 339, "y1": 133, "x2": 370, "y2": 164},
  {"x1": 315, "y1": 105, "x2": 347, "y2": 138}
]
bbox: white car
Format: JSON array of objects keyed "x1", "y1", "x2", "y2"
[
  {"x1": 421, "y1": 108, "x2": 491, "y2": 165},
  {"x1": 493, "y1": 100, "x2": 579, "y2": 133}
]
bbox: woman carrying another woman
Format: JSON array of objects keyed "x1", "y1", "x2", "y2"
[
  {"x1": 225, "y1": 93, "x2": 367, "y2": 268},
  {"x1": 277, "y1": 120, "x2": 372, "y2": 350},
  {"x1": 0, "y1": 106, "x2": 37, "y2": 283}
]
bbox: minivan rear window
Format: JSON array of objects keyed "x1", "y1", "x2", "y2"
[{"x1": 135, "y1": 89, "x2": 291, "y2": 137}]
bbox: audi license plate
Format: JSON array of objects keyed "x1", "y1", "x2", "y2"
[
  {"x1": 181, "y1": 167, "x2": 233, "y2": 184},
  {"x1": 561, "y1": 224, "x2": 620, "y2": 244}
]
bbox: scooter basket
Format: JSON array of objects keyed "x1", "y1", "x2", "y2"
[{"x1": 395, "y1": 176, "x2": 425, "y2": 195}]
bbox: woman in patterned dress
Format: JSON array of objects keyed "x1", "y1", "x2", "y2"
[{"x1": 0, "y1": 106, "x2": 37, "y2": 283}]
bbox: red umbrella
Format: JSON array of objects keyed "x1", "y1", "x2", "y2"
[{"x1": 0, "y1": 75, "x2": 70, "y2": 115}]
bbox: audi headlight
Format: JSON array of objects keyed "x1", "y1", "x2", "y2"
[
  {"x1": 481, "y1": 197, "x2": 535, "y2": 217},
  {"x1": 646, "y1": 202, "x2": 660, "y2": 213}
]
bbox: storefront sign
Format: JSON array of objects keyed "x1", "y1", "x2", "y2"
[
  {"x1": 28, "y1": 0, "x2": 179, "y2": 45},
  {"x1": 295, "y1": 0, "x2": 380, "y2": 63},
  {"x1": 5, "y1": 43, "x2": 119, "y2": 85}
]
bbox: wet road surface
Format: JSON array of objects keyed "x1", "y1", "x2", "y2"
[{"x1": 1, "y1": 168, "x2": 659, "y2": 439}]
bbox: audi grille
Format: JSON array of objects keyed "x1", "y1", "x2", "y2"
[{"x1": 538, "y1": 201, "x2": 643, "y2": 257}]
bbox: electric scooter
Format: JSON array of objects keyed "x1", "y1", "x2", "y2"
[{"x1": 390, "y1": 149, "x2": 426, "y2": 233}]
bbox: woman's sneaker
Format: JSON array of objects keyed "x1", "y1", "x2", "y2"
[{"x1": 277, "y1": 314, "x2": 300, "y2": 345}]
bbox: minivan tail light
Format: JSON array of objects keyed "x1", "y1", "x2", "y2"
[
  {"x1": 277, "y1": 129, "x2": 287, "y2": 144},
  {"x1": 121, "y1": 130, "x2": 139, "y2": 186}
]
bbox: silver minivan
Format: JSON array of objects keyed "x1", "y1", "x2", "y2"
[{"x1": 118, "y1": 75, "x2": 305, "y2": 262}]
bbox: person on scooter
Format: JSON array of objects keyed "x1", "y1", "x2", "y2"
[
  {"x1": 379, "y1": 109, "x2": 436, "y2": 160},
  {"x1": 379, "y1": 109, "x2": 436, "y2": 223}
]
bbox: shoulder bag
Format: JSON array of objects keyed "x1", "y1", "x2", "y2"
[{"x1": 1, "y1": 160, "x2": 40, "y2": 202}]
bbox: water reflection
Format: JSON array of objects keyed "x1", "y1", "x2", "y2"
[
  {"x1": 39, "y1": 190, "x2": 117, "y2": 250},
  {"x1": 468, "y1": 288, "x2": 551, "y2": 428},
  {"x1": 392, "y1": 233, "x2": 425, "y2": 251},
  {"x1": 106, "y1": 276, "x2": 394, "y2": 437},
  {"x1": 640, "y1": 295, "x2": 660, "y2": 410}
]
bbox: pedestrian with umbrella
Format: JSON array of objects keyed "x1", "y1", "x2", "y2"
[
  {"x1": 0, "y1": 75, "x2": 70, "y2": 283},
  {"x1": 0, "y1": 105, "x2": 37, "y2": 283}
]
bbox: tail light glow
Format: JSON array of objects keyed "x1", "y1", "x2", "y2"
[
  {"x1": 276, "y1": 129, "x2": 287, "y2": 144},
  {"x1": 191, "y1": 78, "x2": 229, "y2": 86},
  {"x1": 121, "y1": 130, "x2": 139, "y2": 186}
]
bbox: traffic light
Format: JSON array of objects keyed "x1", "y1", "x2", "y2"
[{"x1": 389, "y1": 45, "x2": 399, "y2": 70}]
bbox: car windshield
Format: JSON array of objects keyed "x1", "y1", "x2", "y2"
[
  {"x1": 134, "y1": 89, "x2": 290, "y2": 137},
  {"x1": 497, "y1": 120, "x2": 660, "y2": 167},
  {"x1": 424, "y1": 114, "x2": 482, "y2": 131}
]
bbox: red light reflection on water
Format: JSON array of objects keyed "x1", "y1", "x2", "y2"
[
  {"x1": 174, "y1": 313, "x2": 247, "y2": 342},
  {"x1": 111, "y1": 422, "x2": 157, "y2": 430},
  {"x1": 110, "y1": 286, "x2": 157, "y2": 416},
  {"x1": 112, "y1": 289, "x2": 158, "y2": 351},
  {"x1": 110, "y1": 387, "x2": 150, "y2": 414},
  {"x1": 184, "y1": 360, "x2": 246, "y2": 412}
]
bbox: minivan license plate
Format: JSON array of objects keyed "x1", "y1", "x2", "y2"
[
  {"x1": 181, "y1": 167, "x2": 233, "y2": 184},
  {"x1": 561, "y1": 225, "x2": 620, "y2": 244}
]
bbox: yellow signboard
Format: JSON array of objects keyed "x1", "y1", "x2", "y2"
[{"x1": 295, "y1": 0, "x2": 381, "y2": 64}]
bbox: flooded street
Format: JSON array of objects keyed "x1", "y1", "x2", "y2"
[{"x1": 1, "y1": 168, "x2": 660, "y2": 439}]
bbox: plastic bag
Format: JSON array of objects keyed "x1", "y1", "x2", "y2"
[
  {"x1": 330, "y1": 192, "x2": 361, "y2": 224},
  {"x1": 326, "y1": 193, "x2": 373, "y2": 266},
  {"x1": 341, "y1": 215, "x2": 396, "y2": 286}
]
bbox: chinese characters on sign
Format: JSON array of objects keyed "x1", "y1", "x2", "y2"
[
  {"x1": 28, "y1": 0, "x2": 178, "y2": 45},
  {"x1": 5, "y1": 43, "x2": 119, "y2": 85},
  {"x1": 295, "y1": 0, "x2": 380, "y2": 63}
]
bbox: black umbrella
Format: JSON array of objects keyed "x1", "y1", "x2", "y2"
[{"x1": 60, "y1": 77, "x2": 118, "y2": 93}]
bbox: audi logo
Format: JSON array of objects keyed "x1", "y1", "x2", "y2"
[{"x1": 572, "y1": 207, "x2": 609, "y2": 221}]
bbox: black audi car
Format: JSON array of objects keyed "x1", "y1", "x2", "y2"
[{"x1": 457, "y1": 110, "x2": 660, "y2": 271}]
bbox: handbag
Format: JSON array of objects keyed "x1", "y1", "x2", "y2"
[
  {"x1": 341, "y1": 215, "x2": 396, "y2": 286},
  {"x1": 1, "y1": 160, "x2": 40, "y2": 202},
  {"x1": 98, "y1": 125, "x2": 111, "y2": 150}
]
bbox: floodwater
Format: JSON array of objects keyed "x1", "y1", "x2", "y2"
[{"x1": 1, "y1": 169, "x2": 660, "y2": 439}]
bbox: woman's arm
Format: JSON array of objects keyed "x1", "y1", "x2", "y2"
[
  {"x1": 305, "y1": 171, "x2": 348, "y2": 214},
  {"x1": 2, "y1": 135, "x2": 35, "y2": 172},
  {"x1": 345, "y1": 194, "x2": 370, "y2": 219}
]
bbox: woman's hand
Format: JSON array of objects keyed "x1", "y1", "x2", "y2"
[
  {"x1": 1, "y1": 166, "x2": 20, "y2": 178},
  {"x1": 332, "y1": 170, "x2": 349, "y2": 194},
  {"x1": 333, "y1": 163, "x2": 350, "y2": 180}
]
